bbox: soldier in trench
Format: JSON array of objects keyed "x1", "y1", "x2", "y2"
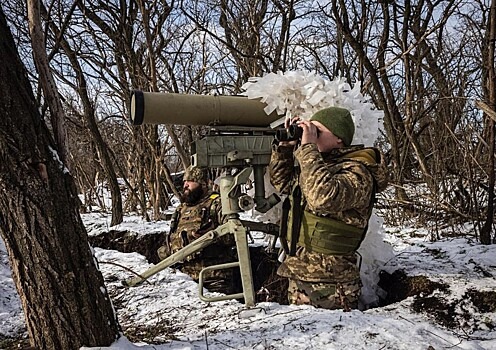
[
  {"x1": 157, "y1": 166, "x2": 239, "y2": 294},
  {"x1": 270, "y1": 107, "x2": 389, "y2": 310}
]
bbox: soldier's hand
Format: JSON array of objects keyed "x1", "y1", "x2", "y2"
[
  {"x1": 278, "y1": 116, "x2": 300, "y2": 147},
  {"x1": 299, "y1": 120, "x2": 319, "y2": 145}
]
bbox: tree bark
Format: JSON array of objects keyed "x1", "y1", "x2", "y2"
[
  {"x1": 39, "y1": 3, "x2": 123, "y2": 226},
  {"x1": 27, "y1": 0, "x2": 69, "y2": 167},
  {"x1": 0, "y1": 6, "x2": 120, "y2": 349},
  {"x1": 480, "y1": 0, "x2": 496, "y2": 245}
]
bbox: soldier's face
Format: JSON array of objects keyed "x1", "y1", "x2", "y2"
[
  {"x1": 182, "y1": 180, "x2": 204, "y2": 204},
  {"x1": 183, "y1": 180, "x2": 201, "y2": 194},
  {"x1": 311, "y1": 121, "x2": 344, "y2": 152}
]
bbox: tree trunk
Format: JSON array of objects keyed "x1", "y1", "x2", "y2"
[
  {"x1": 480, "y1": 0, "x2": 496, "y2": 245},
  {"x1": 0, "y1": 6, "x2": 120, "y2": 349},
  {"x1": 39, "y1": 2, "x2": 123, "y2": 226},
  {"x1": 27, "y1": 0, "x2": 69, "y2": 167}
]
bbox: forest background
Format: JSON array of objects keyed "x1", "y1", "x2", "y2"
[
  {"x1": 3, "y1": 0, "x2": 496, "y2": 238},
  {"x1": 0, "y1": 0, "x2": 495, "y2": 349}
]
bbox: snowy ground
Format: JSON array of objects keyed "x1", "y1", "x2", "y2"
[{"x1": 1, "y1": 211, "x2": 496, "y2": 350}]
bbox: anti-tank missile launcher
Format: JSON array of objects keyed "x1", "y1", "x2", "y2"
[
  {"x1": 130, "y1": 90, "x2": 281, "y2": 126},
  {"x1": 125, "y1": 90, "x2": 283, "y2": 308}
]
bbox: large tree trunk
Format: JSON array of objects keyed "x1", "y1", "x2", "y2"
[
  {"x1": 480, "y1": 0, "x2": 496, "y2": 245},
  {"x1": 0, "y1": 6, "x2": 120, "y2": 350}
]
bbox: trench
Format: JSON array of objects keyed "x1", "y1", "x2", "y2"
[
  {"x1": 88, "y1": 230, "x2": 288, "y2": 304},
  {"x1": 89, "y1": 230, "x2": 496, "y2": 334}
]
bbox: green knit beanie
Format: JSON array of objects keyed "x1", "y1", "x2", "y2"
[{"x1": 310, "y1": 106, "x2": 355, "y2": 146}]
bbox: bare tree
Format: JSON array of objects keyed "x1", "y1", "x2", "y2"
[
  {"x1": 181, "y1": 0, "x2": 299, "y2": 87},
  {"x1": 323, "y1": 1, "x2": 495, "y2": 238},
  {"x1": 0, "y1": 5, "x2": 120, "y2": 349},
  {"x1": 75, "y1": 0, "x2": 186, "y2": 220},
  {"x1": 5, "y1": 0, "x2": 495, "y2": 242},
  {"x1": 329, "y1": 0, "x2": 411, "y2": 205},
  {"x1": 480, "y1": 0, "x2": 496, "y2": 244},
  {"x1": 27, "y1": 0, "x2": 69, "y2": 166},
  {"x1": 38, "y1": 2, "x2": 124, "y2": 225}
]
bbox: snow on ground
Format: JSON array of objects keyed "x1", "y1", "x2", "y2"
[
  {"x1": 1, "y1": 211, "x2": 495, "y2": 350},
  {"x1": 0, "y1": 239, "x2": 24, "y2": 339}
]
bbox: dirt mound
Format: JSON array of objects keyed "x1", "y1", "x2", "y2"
[
  {"x1": 378, "y1": 269, "x2": 449, "y2": 304},
  {"x1": 379, "y1": 269, "x2": 496, "y2": 332},
  {"x1": 88, "y1": 230, "x2": 166, "y2": 264}
]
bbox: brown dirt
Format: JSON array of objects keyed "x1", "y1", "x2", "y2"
[
  {"x1": 379, "y1": 269, "x2": 496, "y2": 332},
  {"x1": 466, "y1": 288, "x2": 496, "y2": 313},
  {"x1": 378, "y1": 269, "x2": 449, "y2": 305},
  {"x1": 411, "y1": 296, "x2": 459, "y2": 328},
  {"x1": 88, "y1": 230, "x2": 166, "y2": 264}
]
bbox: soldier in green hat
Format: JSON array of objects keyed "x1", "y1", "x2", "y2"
[
  {"x1": 269, "y1": 106, "x2": 388, "y2": 310},
  {"x1": 157, "y1": 166, "x2": 239, "y2": 294}
]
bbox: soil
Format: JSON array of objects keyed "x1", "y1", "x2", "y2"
[
  {"x1": 466, "y1": 288, "x2": 496, "y2": 313},
  {"x1": 88, "y1": 230, "x2": 167, "y2": 264},
  {"x1": 378, "y1": 269, "x2": 449, "y2": 304},
  {"x1": 378, "y1": 269, "x2": 496, "y2": 332}
]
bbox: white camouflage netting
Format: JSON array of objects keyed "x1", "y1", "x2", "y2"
[{"x1": 241, "y1": 70, "x2": 384, "y2": 147}]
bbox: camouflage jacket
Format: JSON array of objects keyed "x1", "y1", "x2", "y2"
[
  {"x1": 269, "y1": 143, "x2": 388, "y2": 283},
  {"x1": 169, "y1": 191, "x2": 234, "y2": 259}
]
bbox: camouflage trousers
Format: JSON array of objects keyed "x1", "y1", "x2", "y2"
[{"x1": 287, "y1": 278, "x2": 361, "y2": 310}]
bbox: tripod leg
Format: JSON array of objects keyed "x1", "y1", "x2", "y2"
[{"x1": 232, "y1": 221, "x2": 255, "y2": 307}]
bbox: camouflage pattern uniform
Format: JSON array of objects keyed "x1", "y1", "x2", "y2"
[
  {"x1": 269, "y1": 142, "x2": 388, "y2": 310},
  {"x1": 157, "y1": 167, "x2": 238, "y2": 294}
]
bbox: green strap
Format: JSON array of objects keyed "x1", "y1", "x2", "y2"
[{"x1": 298, "y1": 211, "x2": 365, "y2": 255}]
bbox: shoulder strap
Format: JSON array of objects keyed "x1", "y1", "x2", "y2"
[
  {"x1": 289, "y1": 185, "x2": 304, "y2": 256},
  {"x1": 208, "y1": 192, "x2": 220, "y2": 218},
  {"x1": 200, "y1": 192, "x2": 221, "y2": 228},
  {"x1": 278, "y1": 197, "x2": 291, "y2": 254},
  {"x1": 169, "y1": 207, "x2": 181, "y2": 234}
]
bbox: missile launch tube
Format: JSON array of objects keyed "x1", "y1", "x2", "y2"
[{"x1": 130, "y1": 90, "x2": 282, "y2": 126}]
